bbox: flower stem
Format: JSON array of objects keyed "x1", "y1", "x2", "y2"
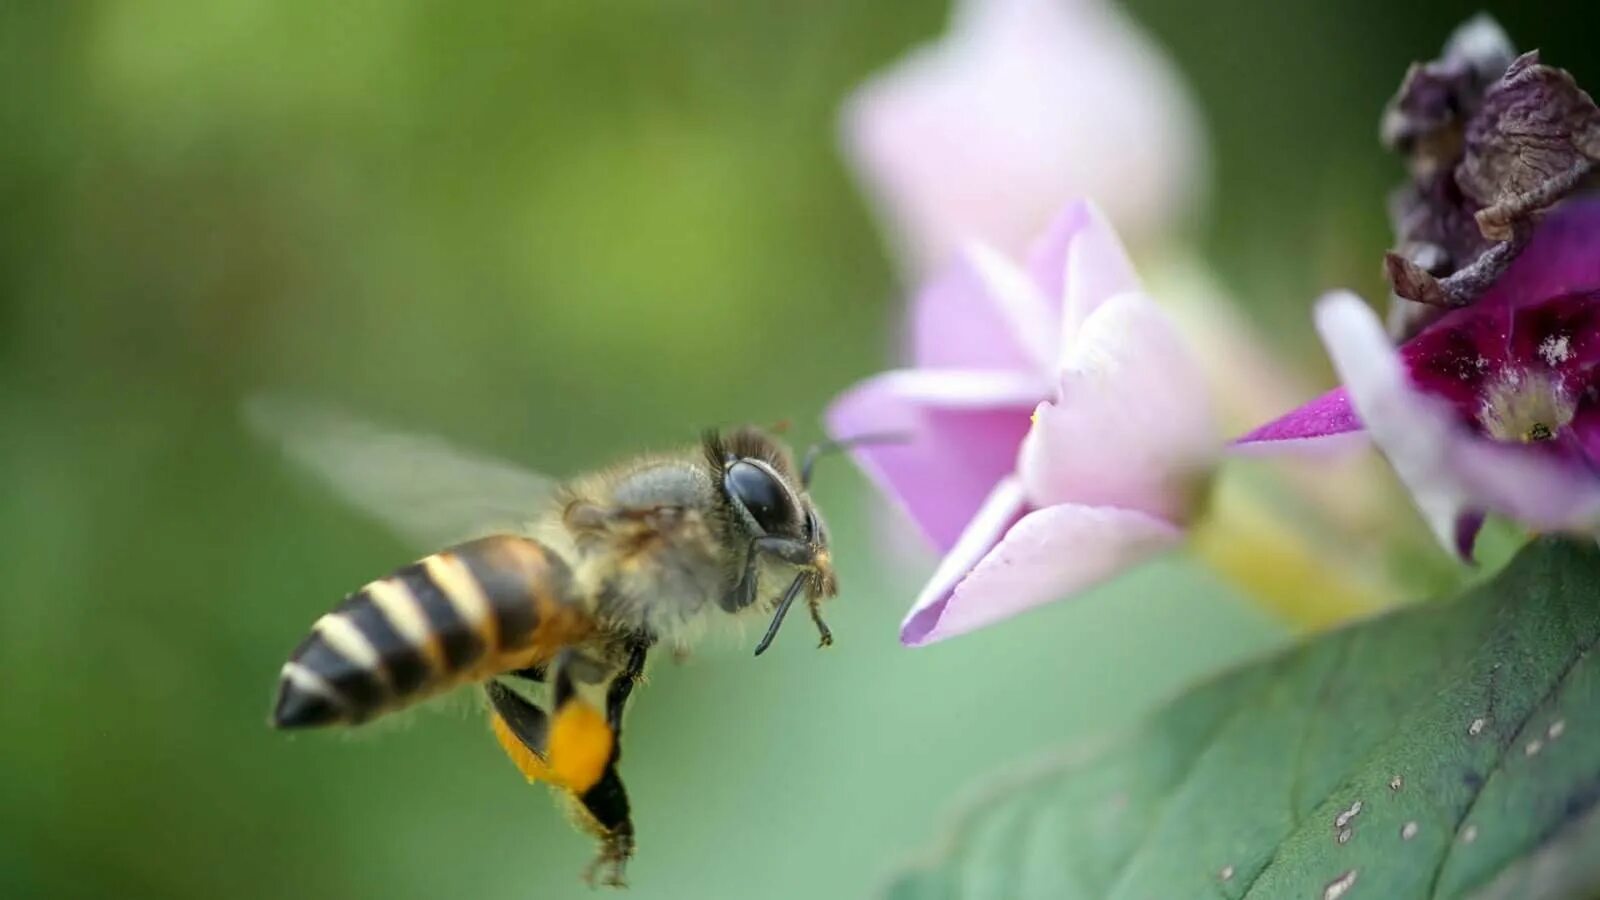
[{"x1": 1189, "y1": 473, "x2": 1399, "y2": 630}]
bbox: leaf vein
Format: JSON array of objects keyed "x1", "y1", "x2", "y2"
[
  {"x1": 1101, "y1": 672, "x2": 1279, "y2": 898},
  {"x1": 1236, "y1": 635, "x2": 1356, "y2": 898}
]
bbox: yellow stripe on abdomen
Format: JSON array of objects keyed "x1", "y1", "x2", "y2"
[
  {"x1": 365, "y1": 577, "x2": 444, "y2": 671},
  {"x1": 311, "y1": 613, "x2": 388, "y2": 689},
  {"x1": 425, "y1": 552, "x2": 499, "y2": 651}
]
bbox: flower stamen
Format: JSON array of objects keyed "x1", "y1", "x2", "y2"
[{"x1": 1478, "y1": 370, "x2": 1575, "y2": 444}]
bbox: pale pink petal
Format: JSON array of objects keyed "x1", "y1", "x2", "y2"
[
  {"x1": 902, "y1": 497, "x2": 1182, "y2": 646},
  {"x1": 911, "y1": 246, "x2": 1054, "y2": 372},
  {"x1": 1024, "y1": 200, "x2": 1095, "y2": 304},
  {"x1": 841, "y1": 0, "x2": 1206, "y2": 276},
  {"x1": 900, "y1": 476, "x2": 1028, "y2": 645},
  {"x1": 1062, "y1": 203, "x2": 1141, "y2": 343},
  {"x1": 1017, "y1": 292, "x2": 1217, "y2": 521},
  {"x1": 1023, "y1": 199, "x2": 1140, "y2": 337},
  {"x1": 914, "y1": 206, "x2": 1132, "y2": 374},
  {"x1": 960, "y1": 243, "x2": 1059, "y2": 370},
  {"x1": 1232, "y1": 387, "x2": 1371, "y2": 455},
  {"x1": 826, "y1": 369, "x2": 1043, "y2": 552}
]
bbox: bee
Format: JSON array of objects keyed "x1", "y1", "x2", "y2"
[{"x1": 248, "y1": 398, "x2": 864, "y2": 886}]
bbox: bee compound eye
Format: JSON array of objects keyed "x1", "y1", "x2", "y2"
[{"x1": 724, "y1": 460, "x2": 793, "y2": 534}]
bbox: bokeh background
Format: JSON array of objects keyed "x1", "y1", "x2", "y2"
[{"x1": 2, "y1": 2, "x2": 1596, "y2": 898}]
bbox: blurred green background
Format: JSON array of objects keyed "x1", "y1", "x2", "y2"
[{"x1": 1, "y1": 2, "x2": 1595, "y2": 898}]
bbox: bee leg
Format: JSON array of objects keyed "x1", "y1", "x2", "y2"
[
  {"x1": 489, "y1": 658, "x2": 636, "y2": 887},
  {"x1": 507, "y1": 663, "x2": 546, "y2": 683},
  {"x1": 539, "y1": 651, "x2": 616, "y2": 793},
  {"x1": 565, "y1": 648, "x2": 647, "y2": 889},
  {"x1": 485, "y1": 680, "x2": 553, "y2": 783},
  {"x1": 486, "y1": 653, "x2": 616, "y2": 793},
  {"x1": 605, "y1": 638, "x2": 651, "y2": 732},
  {"x1": 806, "y1": 594, "x2": 834, "y2": 648},
  {"x1": 575, "y1": 764, "x2": 633, "y2": 888},
  {"x1": 719, "y1": 535, "x2": 817, "y2": 612}
]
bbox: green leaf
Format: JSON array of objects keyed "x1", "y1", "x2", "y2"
[{"x1": 887, "y1": 537, "x2": 1600, "y2": 900}]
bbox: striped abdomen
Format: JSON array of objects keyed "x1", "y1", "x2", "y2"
[{"x1": 273, "y1": 535, "x2": 593, "y2": 728}]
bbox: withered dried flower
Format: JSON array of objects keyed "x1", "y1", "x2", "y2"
[{"x1": 1382, "y1": 15, "x2": 1600, "y2": 336}]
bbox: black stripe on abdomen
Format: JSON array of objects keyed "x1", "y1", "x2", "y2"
[
  {"x1": 285, "y1": 631, "x2": 385, "y2": 719},
  {"x1": 340, "y1": 591, "x2": 431, "y2": 697},
  {"x1": 396, "y1": 562, "x2": 484, "y2": 670},
  {"x1": 455, "y1": 536, "x2": 563, "y2": 651}
]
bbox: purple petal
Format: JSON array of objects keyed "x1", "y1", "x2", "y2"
[
  {"x1": 1454, "y1": 510, "x2": 1487, "y2": 562},
  {"x1": 1017, "y1": 292, "x2": 1216, "y2": 521},
  {"x1": 1445, "y1": 434, "x2": 1600, "y2": 531},
  {"x1": 910, "y1": 245, "x2": 1056, "y2": 372},
  {"x1": 1504, "y1": 288, "x2": 1600, "y2": 384},
  {"x1": 1478, "y1": 196, "x2": 1600, "y2": 311},
  {"x1": 1232, "y1": 387, "x2": 1369, "y2": 455},
  {"x1": 1571, "y1": 403, "x2": 1600, "y2": 470},
  {"x1": 1399, "y1": 301, "x2": 1513, "y2": 415},
  {"x1": 826, "y1": 369, "x2": 1043, "y2": 552},
  {"x1": 901, "y1": 490, "x2": 1182, "y2": 647},
  {"x1": 1316, "y1": 291, "x2": 1600, "y2": 557},
  {"x1": 1397, "y1": 287, "x2": 1600, "y2": 433}
]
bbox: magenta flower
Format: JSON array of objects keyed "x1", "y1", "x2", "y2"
[
  {"x1": 827, "y1": 202, "x2": 1217, "y2": 645},
  {"x1": 842, "y1": 0, "x2": 1206, "y2": 275},
  {"x1": 1240, "y1": 198, "x2": 1600, "y2": 557}
]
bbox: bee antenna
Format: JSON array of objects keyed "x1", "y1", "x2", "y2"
[
  {"x1": 800, "y1": 431, "x2": 910, "y2": 487},
  {"x1": 753, "y1": 573, "x2": 808, "y2": 657}
]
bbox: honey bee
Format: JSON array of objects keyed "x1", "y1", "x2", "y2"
[{"x1": 248, "y1": 398, "x2": 861, "y2": 886}]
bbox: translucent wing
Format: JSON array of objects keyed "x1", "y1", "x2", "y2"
[{"x1": 244, "y1": 395, "x2": 558, "y2": 551}]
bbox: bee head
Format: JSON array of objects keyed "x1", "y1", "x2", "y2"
[
  {"x1": 703, "y1": 427, "x2": 824, "y2": 552},
  {"x1": 703, "y1": 426, "x2": 903, "y2": 655}
]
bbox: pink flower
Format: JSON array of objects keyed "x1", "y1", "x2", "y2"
[
  {"x1": 827, "y1": 202, "x2": 1217, "y2": 645},
  {"x1": 842, "y1": 0, "x2": 1206, "y2": 276},
  {"x1": 1239, "y1": 198, "x2": 1600, "y2": 557}
]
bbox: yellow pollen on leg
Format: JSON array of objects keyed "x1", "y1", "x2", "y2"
[
  {"x1": 547, "y1": 702, "x2": 614, "y2": 793},
  {"x1": 489, "y1": 712, "x2": 556, "y2": 784}
]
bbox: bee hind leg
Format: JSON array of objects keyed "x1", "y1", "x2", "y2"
[
  {"x1": 489, "y1": 653, "x2": 641, "y2": 887},
  {"x1": 578, "y1": 639, "x2": 649, "y2": 887},
  {"x1": 485, "y1": 680, "x2": 554, "y2": 784},
  {"x1": 575, "y1": 766, "x2": 634, "y2": 888}
]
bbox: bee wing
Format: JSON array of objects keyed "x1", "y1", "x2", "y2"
[{"x1": 244, "y1": 395, "x2": 558, "y2": 551}]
